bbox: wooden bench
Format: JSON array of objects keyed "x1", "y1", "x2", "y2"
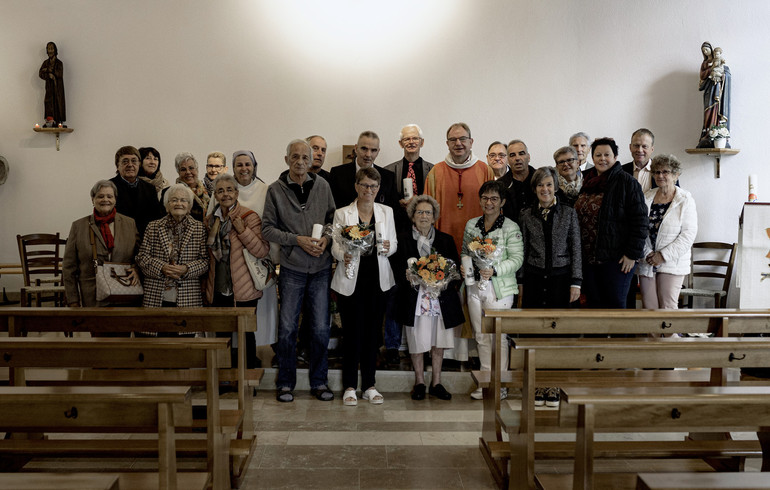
[
  {"x1": 476, "y1": 309, "x2": 770, "y2": 489},
  {"x1": 558, "y1": 386, "x2": 770, "y2": 490},
  {"x1": 0, "y1": 306, "x2": 261, "y2": 489},
  {"x1": 636, "y1": 471, "x2": 770, "y2": 489},
  {"x1": 0, "y1": 385, "x2": 205, "y2": 490},
  {"x1": 0, "y1": 337, "x2": 231, "y2": 490}
]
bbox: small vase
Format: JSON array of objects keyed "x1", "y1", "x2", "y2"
[{"x1": 714, "y1": 138, "x2": 727, "y2": 149}]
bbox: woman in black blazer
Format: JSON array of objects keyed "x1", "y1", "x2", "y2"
[{"x1": 391, "y1": 195, "x2": 464, "y2": 401}]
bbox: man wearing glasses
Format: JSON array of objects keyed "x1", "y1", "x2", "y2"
[
  {"x1": 109, "y1": 145, "x2": 165, "y2": 238},
  {"x1": 486, "y1": 141, "x2": 509, "y2": 180},
  {"x1": 203, "y1": 151, "x2": 228, "y2": 195},
  {"x1": 385, "y1": 124, "x2": 434, "y2": 211}
]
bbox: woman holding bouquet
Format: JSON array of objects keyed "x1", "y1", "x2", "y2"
[
  {"x1": 462, "y1": 180, "x2": 524, "y2": 400},
  {"x1": 331, "y1": 167, "x2": 398, "y2": 406},
  {"x1": 392, "y1": 195, "x2": 465, "y2": 401}
]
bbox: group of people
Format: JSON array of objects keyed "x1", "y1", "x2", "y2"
[{"x1": 60, "y1": 122, "x2": 698, "y2": 407}]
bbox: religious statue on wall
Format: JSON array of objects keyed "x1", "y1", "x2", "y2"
[
  {"x1": 38, "y1": 41, "x2": 66, "y2": 128},
  {"x1": 696, "y1": 41, "x2": 731, "y2": 148}
]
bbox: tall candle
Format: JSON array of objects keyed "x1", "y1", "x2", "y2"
[
  {"x1": 311, "y1": 224, "x2": 323, "y2": 239},
  {"x1": 749, "y1": 175, "x2": 758, "y2": 202},
  {"x1": 461, "y1": 256, "x2": 475, "y2": 286},
  {"x1": 403, "y1": 178, "x2": 414, "y2": 200},
  {"x1": 375, "y1": 222, "x2": 384, "y2": 254}
]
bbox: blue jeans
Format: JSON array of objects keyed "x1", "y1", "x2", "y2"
[
  {"x1": 383, "y1": 285, "x2": 401, "y2": 350},
  {"x1": 276, "y1": 266, "x2": 331, "y2": 390},
  {"x1": 583, "y1": 261, "x2": 637, "y2": 308}
]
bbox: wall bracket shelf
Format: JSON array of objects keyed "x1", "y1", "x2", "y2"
[
  {"x1": 33, "y1": 127, "x2": 74, "y2": 151},
  {"x1": 685, "y1": 148, "x2": 739, "y2": 178}
]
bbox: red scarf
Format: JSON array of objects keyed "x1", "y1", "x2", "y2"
[{"x1": 93, "y1": 208, "x2": 117, "y2": 251}]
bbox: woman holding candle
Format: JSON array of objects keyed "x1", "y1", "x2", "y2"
[{"x1": 331, "y1": 167, "x2": 398, "y2": 406}]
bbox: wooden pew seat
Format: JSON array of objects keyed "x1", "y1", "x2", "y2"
[{"x1": 637, "y1": 471, "x2": 770, "y2": 490}]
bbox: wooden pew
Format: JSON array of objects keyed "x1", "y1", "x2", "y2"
[
  {"x1": 476, "y1": 309, "x2": 770, "y2": 489},
  {"x1": 636, "y1": 471, "x2": 770, "y2": 489},
  {"x1": 0, "y1": 385, "x2": 206, "y2": 490},
  {"x1": 0, "y1": 337, "x2": 231, "y2": 490},
  {"x1": 0, "y1": 306, "x2": 260, "y2": 489},
  {"x1": 559, "y1": 386, "x2": 770, "y2": 490}
]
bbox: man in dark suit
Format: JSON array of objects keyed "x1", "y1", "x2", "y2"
[
  {"x1": 307, "y1": 135, "x2": 331, "y2": 181},
  {"x1": 329, "y1": 130, "x2": 399, "y2": 210},
  {"x1": 385, "y1": 124, "x2": 433, "y2": 208},
  {"x1": 621, "y1": 128, "x2": 656, "y2": 192}
]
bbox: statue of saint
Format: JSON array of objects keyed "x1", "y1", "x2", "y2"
[
  {"x1": 38, "y1": 41, "x2": 66, "y2": 128},
  {"x1": 697, "y1": 42, "x2": 731, "y2": 148}
]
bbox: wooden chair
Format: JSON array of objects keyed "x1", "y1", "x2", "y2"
[
  {"x1": 16, "y1": 233, "x2": 67, "y2": 307},
  {"x1": 679, "y1": 242, "x2": 737, "y2": 308}
]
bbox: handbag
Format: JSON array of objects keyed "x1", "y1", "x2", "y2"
[
  {"x1": 90, "y1": 228, "x2": 143, "y2": 302},
  {"x1": 242, "y1": 248, "x2": 276, "y2": 290}
]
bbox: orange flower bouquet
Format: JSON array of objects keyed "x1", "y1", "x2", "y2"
[
  {"x1": 406, "y1": 249, "x2": 460, "y2": 299},
  {"x1": 332, "y1": 223, "x2": 375, "y2": 279},
  {"x1": 467, "y1": 236, "x2": 502, "y2": 290}
]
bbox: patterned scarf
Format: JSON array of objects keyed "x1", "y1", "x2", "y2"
[
  {"x1": 206, "y1": 208, "x2": 232, "y2": 263},
  {"x1": 558, "y1": 172, "x2": 583, "y2": 201},
  {"x1": 139, "y1": 170, "x2": 168, "y2": 194},
  {"x1": 176, "y1": 178, "x2": 211, "y2": 214},
  {"x1": 93, "y1": 207, "x2": 116, "y2": 251}
]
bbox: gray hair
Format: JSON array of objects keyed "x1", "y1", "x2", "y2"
[
  {"x1": 446, "y1": 122, "x2": 471, "y2": 139},
  {"x1": 507, "y1": 139, "x2": 528, "y2": 152},
  {"x1": 569, "y1": 132, "x2": 591, "y2": 145},
  {"x1": 285, "y1": 139, "x2": 313, "y2": 158},
  {"x1": 306, "y1": 135, "x2": 326, "y2": 144},
  {"x1": 213, "y1": 173, "x2": 239, "y2": 191},
  {"x1": 530, "y1": 166, "x2": 559, "y2": 193},
  {"x1": 399, "y1": 124, "x2": 423, "y2": 140},
  {"x1": 163, "y1": 183, "x2": 194, "y2": 210},
  {"x1": 553, "y1": 146, "x2": 578, "y2": 162},
  {"x1": 90, "y1": 179, "x2": 117, "y2": 199},
  {"x1": 174, "y1": 152, "x2": 198, "y2": 173},
  {"x1": 406, "y1": 194, "x2": 440, "y2": 222},
  {"x1": 650, "y1": 154, "x2": 682, "y2": 176}
]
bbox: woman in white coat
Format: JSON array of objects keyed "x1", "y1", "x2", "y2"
[
  {"x1": 331, "y1": 167, "x2": 397, "y2": 406},
  {"x1": 637, "y1": 154, "x2": 698, "y2": 309}
]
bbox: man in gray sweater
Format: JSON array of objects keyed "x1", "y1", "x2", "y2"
[{"x1": 262, "y1": 139, "x2": 336, "y2": 403}]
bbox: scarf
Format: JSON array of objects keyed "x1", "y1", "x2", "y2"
[
  {"x1": 176, "y1": 178, "x2": 211, "y2": 214},
  {"x1": 539, "y1": 198, "x2": 557, "y2": 222},
  {"x1": 580, "y1": 165, "x2": 614, "y2": 195},
  {"x1": 558, "y1": 172, "x2": 583, "y2": 200},
  {"x1": 163, "y1": 214, "x2": 189, "y2": 289},
  {"x1": 206, "y1": 207, "x2": 232, "y2": 263},
  {"x1": 413, "y1": 225, "x2": 436, "y2": 257},
  {"x1": 93, "y1": 207, "x2": 116, "y2": 251},
  {"x1": 139, "y1": 170, "x2": 168, "y2": 194}
]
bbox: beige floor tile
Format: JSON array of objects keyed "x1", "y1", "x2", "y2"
[
  {"x1": 384, "y1": 410, "x2": 482, "y2": 422},
  {"x1": 457, "y1": 467, "x2": 500, "y2": 489},
  {"x1": 258, "y1": 445, "x2": 387, "y2": 469},
  {"x1": 419, "y1": 431, "x2": 480, "y2": 446},
  {"x1": 257, "y1": 431, "x2": 291, "y2": 446},
  {"x1": 358, "y1": 421, "x2": 483, "y2": 432},
  {"x1": 258, "y1": 420, "x2": 358, "y2": 432},
  {"x1": 360, "y1": 468, "x2": 464, "y2": 489},
  {"x1": 287, "y1": 431, "x2": 423, "y2": 446},
  {"x1": 386, "y1": 446, "x2": 486, "y2": 469},
  {"x1": 240, "y1": 468, "x2": 359, "y2": 489}
]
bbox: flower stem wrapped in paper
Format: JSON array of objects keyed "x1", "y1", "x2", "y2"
[
  {"x1": 467, "y1": 236, "x2": 502, "y2": 291},
  {"x1": 406, "y1": 249, "x2": 461, "y2": 300},
  {"x1": 331, "y1": 223, "x2": 375, "y2": 279}
]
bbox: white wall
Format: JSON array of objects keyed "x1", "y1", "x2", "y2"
[{"x1": 2, "y1": 0, "x2": 769, "y2": 298}]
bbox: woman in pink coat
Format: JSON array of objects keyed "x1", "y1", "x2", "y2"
[{"x1": 205, "y1": 174, "x2": 270, "y2": 368}]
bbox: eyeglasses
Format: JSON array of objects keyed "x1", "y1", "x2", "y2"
[
  {"x1": 488, "y1": 153, "x2": 507, "y2": 160},
  {"x1": 652, "y1": 170, "x2": 672, "y2": 176},
  {"x1": 447, "y1": 137, "x2": 470, "y2": 143},
  {"x1": 401, "y1": 137, "x2": 421, "y2": 143},
  {"x1": 556, "y1": 158, "x2": 577, "y2": 165},
  {"x1": 119, "y1": 158, "x2": 139, "y2": 165},
  {"x1": 480, "y1": 196, "x2": 501, "y2": 203},
  {"x1": 357, "y1": 183, "x2": 380, "y2": 191},
  {"x1": 415, "y1": 209, "x2": 433, "y2": 216},
  {"x1": 206, "y1": 164, "x2": 224, "y2": 169}
]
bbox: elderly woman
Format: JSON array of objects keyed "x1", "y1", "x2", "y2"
[
  {"x1": 574, "y1": 138, "x2": 648, "y2": 308},
  {"x1": 392, "y1": 195, "x2": 464, "y2": 401},
  {"x1": 138, "y1": 147, "x2": 169, "y2": 198},
  {"x1": 161, "y1": 152, "x2": 210, "y2": 222},
  {"x1": 553, "y1": 146, "x2": 582, "y2": 207},
  {"x1": 462, "y1": 180, "x2": 524, "y2": 400},
  {"x1": 110, "y1": 145, "x2": 165, "y2": 238},
  {"x1": 637, "y1": 155, "x2": 698, "y2": 309},
  {"x1": 331, "y1": 167, "x2": 397, "y2": 406},
  {"x1": 204, "y1": 174, "x2": 271, "y2": 368},
  {"x1": 136, "y1": 184, "x2": 208, "y2": 310},
  {"x1": 63, "y1": 180, "x2": 140, "y2": 307}
]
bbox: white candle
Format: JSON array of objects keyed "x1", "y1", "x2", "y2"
[
  {"x1": 311, "y1": 224, "x2": 323, "y2": 239},
  {"x1": 403, "y1": 178, "x2": 414, "y2": 200},
  {"x1": 461, "y1": 256, "x2": 475, "y2": 286},
  {"x1": 749, "y1": 174, "x2": 758, "y2": 202}
]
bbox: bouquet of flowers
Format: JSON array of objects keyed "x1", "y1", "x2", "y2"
[
  {"x1": 331, "y1": 223, "x2": 375, "y2": 279},
  {"x1": 406, "y1": 250, "x2": 461, "y2": 300},
  {"x1": 467, "y1": 236, "x2": 502, "y2": 291},
  {"x1": 708, "y1": 122, "x2": 730, "y2": 141}
]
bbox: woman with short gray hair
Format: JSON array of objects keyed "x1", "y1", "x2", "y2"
[{"x1": 160, "y1": 152, "x2": 210, "y2": 222}]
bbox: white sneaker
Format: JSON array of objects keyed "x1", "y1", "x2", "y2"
[{"x1": 470, "y1": 387, "x2": 483, "y2": 400}]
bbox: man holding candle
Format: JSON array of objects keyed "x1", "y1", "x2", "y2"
[{"x1": 262, "y1": 139, "x2": 336, "y2": 403}]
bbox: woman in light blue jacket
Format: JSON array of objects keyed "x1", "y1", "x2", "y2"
[
  {"x1": 331, "y1": 167, "x2": 397, "y2": 406},
  {"x1": 637, "y1": 155, "x2": 697, "y2": 309},
  {"x1": 462, "y1": 180, "x2": 524, "y2": 400}
]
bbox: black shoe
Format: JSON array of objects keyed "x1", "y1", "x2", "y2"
[
  {"x1": 534, "y1": 387, "x2": 546, "y2": 406},
  {"x1": 545, "y1": 387, "x2": 560, "y2": 407},
  {"x1": 429, "y1": 383, "x2": 452, "y2": 400},
  {"x1": 411, "y1": 383, "x2": 426, "y2": 400},
  {"x1": 276, "y1": 388, "x2": 294, "y2": 403},
  {"x1": 310, "y1": 385, "x2": 334, "y2": 401}
]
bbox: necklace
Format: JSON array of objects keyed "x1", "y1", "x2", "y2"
[{"x1": 456, "y1": 168, "x2": 466, "y2": 209}]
